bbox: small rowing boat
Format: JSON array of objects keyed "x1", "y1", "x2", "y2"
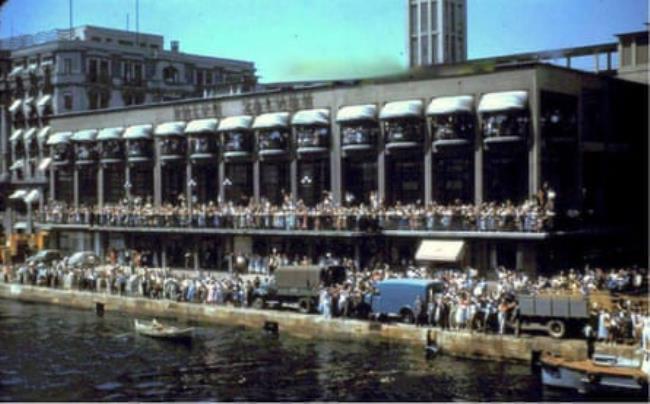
[{"x1": 134, "y1": 319, "x2": 194, "y2": 340}]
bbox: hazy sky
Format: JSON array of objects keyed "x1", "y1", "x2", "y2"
[{"x1": 0, "y1": 0, "x2": 647, "y2": 82}]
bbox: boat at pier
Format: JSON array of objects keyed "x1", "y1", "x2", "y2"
[
  {"x1": 134, "y1": 319, "x2": 194, "y2": 340},
  {"x1": 541, "y1": 351, "x2": 648, "y2": 396}
]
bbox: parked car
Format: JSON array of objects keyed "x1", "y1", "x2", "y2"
[
  {"x1": 24, "y1": 249, "x2": 63, "y2": 266},
  {"x1": 67, "y1": 251, "x2": 101, "y2": 269},
  {"x1": 366, "y1": 278, "x2": 445, "y2": 323},
  {"x1": 252, "y1": 265, "x2": 347, "y2": 313}
]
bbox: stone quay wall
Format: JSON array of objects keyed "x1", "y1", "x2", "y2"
[{"x1": 0, "y1": 283, "x2": 635, "y2": 363}]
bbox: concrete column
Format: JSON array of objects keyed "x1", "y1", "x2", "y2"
[
  {"x1": 193, "y1": 243, "x2": 200, "y2": 272},
  {"x1": 124, "y1": 162, "x2": 132, "y2": 200},
  {"x1": 73, "y1": 167, "x2": 79, "y2": 208},
  {"x1": 161, "y1": 239, "x2": 167, "y2": 269},
  {"x1": 97, "y1": 165, "x2": 104, "y2": 208},
  {"x1": 93, "y1": 232, "x2": 102, "y2": 256},
  {"x1": 517, "y1": 242, "x2": 537, "y2": 276},
  {"x1": 186, "y1": 161, "x2": 193, "y2": 215},
  {"x1": 290, "y1": 159, "x2": 298, "y2": 203},
  {"x1": 489, "y1": 243, "x2": 497, "y2": 270},
  {"x1": 377, "y1": 120, "x2": 386, "y2": 203},
  {"x1": 218, "y1": 160, "x2": 225, "y2": 203},
  {"x1": 474, "y1": 114, "x2": 483, "y2": 204},
  {"x1": 49, "y1": 162, "x2": 56, "y2": 201},
  {"x1": 529, "y1": 75, "x2": 541, "y2": 199},
  {"x1": 253, "y1": 159, "x2": 260, "y2": 203},
  {"x1": 153, "y1": 139, "x2": 162, "y2": 208},
  {"x1": 424, "y1": 116, "x2": 433, "y2": 205},
  {"x1": 330, "y1": 115, "x2": 342, "y2": 205},
  {"x1": 593, "y1": 52, "x2": 600, "y2": 73}
]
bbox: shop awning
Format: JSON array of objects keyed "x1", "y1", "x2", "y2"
[
  {"x1": 27, "y1": 63, "x2": 39, "y2": 73},
  {"x1": 22, "y1": 97, "x2": 34, "y2": 115},
  {"x1": 185, "y1": 118, "x2": 218, "y2": 134},
  {"x1": 37, "y1": 94, "x2": 52, "y2": 115},
  {"x1": 8, "y1": 66, "x2": 23, "y2": 78},
  {"x1": 71, "y1": 129, "x2": 98, "y2": 142},
  {"x1": 9, "y1": 129, "x2": 23, "y2": 142},
  {"x1": 38, "y1": 157, "x2": 52, "y2": 171},
  {"x1": 426, "y1": 95, "x2": 474, "y2": 115},
  {"x1": 379, "y1": 100, "x2": 423, "y2": 120},
  {"x1": 218, "y1": 115, "x2": 253, "y2": 131},
  {"x1": 336, "y1": 104, "x2": 378, "y2": 123},
  {"x1": 415, "y1": 240, "x2": 466, "y2": 262},
  {"x1": 9, "y1": 160, "x2": 24, "y2": 171},
  {"x1": 291, "y1": 109, "x2": 330, "y2": 126},
  {"x1": 9, "y1": 189, "x2": 28, "y2": 200},
  {"x1": 252, "y1": 112, "x2": 289, "y2": 129},
  {"x1": 478, "y1": 91, "x2": 528, "y2": 113},
  {"x1": 37, "y1": 127, "x2": 51, "y2": 144},
  {"x1": 13, "y1": 222, "x2": 27, "y2": 230},
  {"x1": 123, "y1": 124, "x2": 153, "y2": 140},
  {"x1": 97, "y1": 127, "x2": 124, "y2": 141},
  {"x1": 154, "y1": 121, "x2": 186, "y2": 137},
  {"x1": 24, "y1": 189, "x2": 40, "y2": 204},
  {"x1": 9, "y1": 99, "x2": 22, "y2": 113},
  {"x1": 22, "y1": 128, "x2": 37, "y2": 143},
  {"x1": 46, "y1": 131, "x2": 73, "y2": 145}
]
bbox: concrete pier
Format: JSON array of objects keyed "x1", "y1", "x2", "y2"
[{"x1": 0, "y1": 283, "x2": 637, "y2": 363}]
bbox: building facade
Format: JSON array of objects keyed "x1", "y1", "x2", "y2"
[
  {"x1": 20, "y1": 61, "x2": 646, "y2": 275},
  {"x1": 408, "y1": 0, "x2": 467, "y2": 66},
  {"x1": 0, "y1": 25, "x2": 257, "y2": 260}
]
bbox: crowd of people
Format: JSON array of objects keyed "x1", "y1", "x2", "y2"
[
  {"x1": 40, "y1": 190, "x2": 557, "y2": 233},
  {"x1": 2, "y1": 247, "x2": 647, "y2": 345}
]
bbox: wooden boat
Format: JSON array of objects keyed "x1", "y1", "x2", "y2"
[
  {"x1": 134, "y1": 319, "x2": 194, "y2": 340},
  {"x1": 541, "y1": 351, "x2": 648, "y2": 396}
]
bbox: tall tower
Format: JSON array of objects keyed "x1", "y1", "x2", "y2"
[{"x1": 407, "y1": 0, "x2": 467, "y2": 67}]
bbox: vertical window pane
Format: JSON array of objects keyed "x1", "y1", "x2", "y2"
[
  {"x1": 431, "y1": 1, "x2": 438, "y2": 31},
  {"x1": 410, "y1": 5, "x2": 417, "y2": 35},
  {"x1": 432, "y1": 34, "x2": 438, "y2": 62},
  {"x1": 410, "y1": 37, "x2": 418, "y2": 66},
  {"x1": 421, "y1": 35, "x2": 429, "y2": 64},
  {"x1": 420, "y1": 1, "x2": 428, "y2": 33}
]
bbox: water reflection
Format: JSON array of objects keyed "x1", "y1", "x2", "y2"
[{"x1": 0, "y1": 300, "x2": 636, "y2": 402}]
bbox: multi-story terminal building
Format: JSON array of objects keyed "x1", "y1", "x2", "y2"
[
  {"x1": 2, "y1": 28, "x2": 647, "y2": 276},
  {"x1": 0, "y1": 25, "x2": 257, "y2": 259},
  {"x1": 408, "y1": 0, "x2": 467, "y2": 66}
]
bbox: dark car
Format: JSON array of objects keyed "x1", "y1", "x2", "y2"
[{"x1": 25, "y1": 249, "x2": 63, "y2": 266}]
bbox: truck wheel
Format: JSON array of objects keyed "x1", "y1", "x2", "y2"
[
  {"x1": 252, "y1": 297, "x2": 265, "y2": 310},
  {"x1": 547, "y1": 319, "x2": 566, "y2": 338},
  {"x1": 298, "y1": 298, "x2": 312, "y2": 314},
  {"x1": 400, "y1": 309, "x2": 415, "y2": 324}
]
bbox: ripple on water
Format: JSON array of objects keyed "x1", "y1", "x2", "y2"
[
  {"x1": 0, "y1": 376, "x2": 24, "y2": 386},
  {"x1": 95, "y1": 381, "x2": 123, "y2": 391}
]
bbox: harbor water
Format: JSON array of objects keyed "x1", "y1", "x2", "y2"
[{"x1": 0, "y1": 299, "x2": 634, "y2": 401}]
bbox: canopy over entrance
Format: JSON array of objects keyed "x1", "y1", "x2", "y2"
[{"x1": 415, "y1": 240, "x2": 466, "y2": 262}]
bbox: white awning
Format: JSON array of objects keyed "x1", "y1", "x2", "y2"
[
  {"x1": 415, "y1": 240, "x2": 466, "y2": 262},
  {"x1": 71, "y1": 129, "x2": 98, "y2": 142},
  {"x1": 426, "y1": 95, "x2": 474, "y2": 115},
  {"x1": 23, "y1": 128, "x2": 37, "y2": 143},
  {"x1": 46, "y1": 131, "x2": 73, "y2": 145},
  {"x1": 24, "y1": 189, "x2": 40, "y2": 204},
  {"x1": 27, "y1": 63, "x2": 39, "y2": 73},
  {"x1": 379, "y1": 100, "x2": 423, "y2": 120},
  {"x1": 9, "y1": 99, "x2": 22, "y2": 113},
  {"x1": 38, "y1": 157, "x2": 52, "y2": 171},
  {"x1": 123, "y1": 124, "x2": 153, "y2": 140},
  {"x1": 8, "y1": 189, "x2": 28, "y2": 200},
  {"x1": 478, "y1": 91, "x2": 529, "y2": 113},
  {"x1": 37, "y1": 127, "x2": 51, "y2": 143},
  {"x1": 9, "y1": 129, "x2": 23, "y2": 142},
  {"x1": 218, "y1": 115, "x2": 253, "y2": 131},
  {"x1": 336, "y1": 104, "x2": 378, "y2": 123},
  {"x1": 9, "y1": 160, "x2": 24, "y2": 171},
  {"x1": 185, "y1": 118, "x2": 218, "y2": 134},
  {"x1": 13, "y1": 222, "x2": 27, "y2": 230},
  {"x1": 291, "y1": 109, "x2": 330, "y2": 126},
  {"x1": 8, "y1": 66, "x2": 23, "y2": 78},
  {"x1": 154, "y1": 121, "x2": 186, "y2": 137},
  {"x1": 252, "y1": 112, "x2": 289, "y2": 129},
  {"x1": 37, "y1": 94, "x2": 52, "y2": 108},
  {"x1": 22, "y1": 97, "x2": 34, "y2": 115},
  {"x1": 97, "y1": 127, "x2": 124, "y2": 141}
]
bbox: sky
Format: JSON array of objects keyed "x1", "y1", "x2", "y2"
[{"x1": 0, "y1": 0, "x2": 647, "y2": 82}]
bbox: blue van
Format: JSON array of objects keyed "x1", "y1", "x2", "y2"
[{"x1": 367, "y1": 278, "x2": 445, "y2": 323}]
